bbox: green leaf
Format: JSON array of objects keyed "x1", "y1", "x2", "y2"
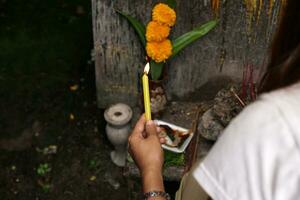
[
  {"x1": 150, "y1": 61, "x2": 164, "y2": 80},
  {"x1": 165, "y1": 0, "x2": 176, "y2": 9},
  {"x1": 41, "y1": 184, "x2": 51, "y2": 193},
  {"x1": 116, "y1": 10, "x2": 146, "y2": 47},
  {"x1": 172, "y1": 20, "x2": 218, "y2": 57}
]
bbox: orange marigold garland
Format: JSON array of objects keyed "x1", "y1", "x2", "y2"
[
  {"x1": 152, "y1": 3, "x2": 176, "y2": 27},
  {"x1": 145, "y1": 3, "x2": 176, "y2": 63},
  {"x1": 146, "y1": 39, "x2": 172, "y2": 63},
  {"x1": 146, "y1": 21, "x2": 171, "y2": 42}
]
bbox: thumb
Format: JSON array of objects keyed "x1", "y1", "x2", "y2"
[{"x1": 146, "y1": 120, "x2": 158, "y2": 137}]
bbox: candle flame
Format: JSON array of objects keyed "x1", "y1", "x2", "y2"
[{"x1": 144, "y1": 63, "x2": 150, "y2": 74}]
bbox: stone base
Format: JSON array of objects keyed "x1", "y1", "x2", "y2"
[{"x1": 111, "y1": 150, "x2": 126, "y2": 167}]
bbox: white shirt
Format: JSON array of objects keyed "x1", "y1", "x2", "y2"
[{"x1": 193, "y1": 82, "x2": 300, "y2": 200}]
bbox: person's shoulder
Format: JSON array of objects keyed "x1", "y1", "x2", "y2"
[
  {"x1": 260, "y1": 81, "x2": 300, "y2": 105},
  {"x1": 192, "y1": 99, "x2": 284, "y2": 200},
  {"x1": 259, "y1": 82, "x2": 300, "y2": 137},
  {"x1": 193, "y1": 83, "x2": 300, "y2": 200},
  {"x1": 224, "y1": 82, "x2": 300, "y2": 143},
  {"x1": 220, "y1": 94, "x2": 288, "y2": 145},
  {"x1": 229, "y1": 97, "x2": 281, "y2": 133},
  {"x1": 238, "y1": 82, "x2": 300, "y2": 126}
]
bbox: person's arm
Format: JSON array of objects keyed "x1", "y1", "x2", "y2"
[
  {"x1": 128, "y1": 115, "x2": 166, "y2": 199},
  {"x1": 142, "y1": 169, "x2": 165, "y2": 199}
]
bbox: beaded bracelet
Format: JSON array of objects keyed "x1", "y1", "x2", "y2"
[{"x1": 143, "y1": 191, "x2": 171, "y2": 200}]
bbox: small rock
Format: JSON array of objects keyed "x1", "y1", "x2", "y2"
[
  {"x1": 198, "y1": 84, "x2": 243, "y2": 141},
  {"x1": 104, "y1": 172, "x2": 120, "y2": 190},
  {"x1": 42, "y1": 145, "x2": 58, "y2": 155},
  {"x1": 212, "y1": 86, "x2": 242, "y2": 126},
  {"x1": 198, "y1": 109, "x2": 224, "y2": 141}
]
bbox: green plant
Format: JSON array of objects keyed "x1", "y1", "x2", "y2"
[
  {"x1": 117, "y1": 0, "x2": 218, "y2": 80},
  {"x1": 37, "y1": 163, "x2": 51, "y2": 176},
  {"x1": 88, "y1": 159, "x2": 97, "y2": 169},
  {"x1": 41, "y1": 183, "x2": 51, "y2": 192},
  {"x1": 164, "y1": 151, "x2": 184, "y2": 167}
]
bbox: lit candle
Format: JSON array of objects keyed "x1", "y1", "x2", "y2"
[{"x1": 142, "y1": 63, "x2": 152, "y2": 120}]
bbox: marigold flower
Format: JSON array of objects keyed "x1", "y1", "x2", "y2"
[
  {"x1": 152, "y1": 3, "x2": 176, "y2": 27},
  {"x1": 146, "y1": 21, "x2": 170, "y2": 42},
  {"x1": 146, "y1": 39, "x2": 172, "y2": 63}
]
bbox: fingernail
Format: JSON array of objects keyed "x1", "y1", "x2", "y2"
[{"x1": 146, "y1": 120, "x2": 154, "y2": 126}]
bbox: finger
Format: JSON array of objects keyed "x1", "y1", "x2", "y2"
[
  {"x1": 145, "y1": 120, "x2": 158, "y2": 137},
  {"x1": 131, "y1": 114, "x2": 146, "y2": 138},
  {"x1": 142, "y1": 131, "x2": 147, "y2": 138},
  {"x1": 156, "y1": 126, "x2": 161, "y2": 133},
  {"x1": 159, "y1": 137, "x2": 166, "y2": 144}
]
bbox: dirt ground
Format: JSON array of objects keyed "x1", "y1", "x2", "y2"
[
  {"x1": 0, "y1": 0, "x2": 131, "y2": 199},
  {"x1": 0, "y1": 67, "x2": 130, "y2": 200},
  {"x1": 0, "y1": 1, "x2": 181, "y2": 199}
]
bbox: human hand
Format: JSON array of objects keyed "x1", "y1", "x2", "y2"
[{"x1": 128, "y1": 115, "x2": 164, "y2": 176}]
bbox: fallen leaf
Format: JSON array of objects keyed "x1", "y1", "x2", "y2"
[
  {"x1": 70, "y1": 84, "x2": 79, "y2": 91},
  {"x1": 89, "y1": 175, "x2": 96, "y2": 181},
  {"x1": 70, "y1": 113, "x2": 75, "y2": 120}
]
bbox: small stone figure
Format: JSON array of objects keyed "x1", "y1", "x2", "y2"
[{"x1": 198, "y1": 84, "x2": 244, "y2": 141}]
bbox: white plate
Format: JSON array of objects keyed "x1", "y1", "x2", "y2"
[{"x1": 154, "y1": 120, "x2": 194, "y2": 153}]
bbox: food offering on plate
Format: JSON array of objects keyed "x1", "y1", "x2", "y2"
[
  {"x1": 158, "y1": 124, "x2": 190, "y2": 147},
  {"x1": 154, "y1": 120, "x2": 194, "y2": 153}
]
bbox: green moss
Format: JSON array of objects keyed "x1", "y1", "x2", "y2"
[{"x1": 164, "y1": 150, "x2": 185, "y2": 167}]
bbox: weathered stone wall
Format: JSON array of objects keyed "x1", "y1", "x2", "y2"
[{"x1": 92, "y1": 0, "x2": 281, "y2": 108}]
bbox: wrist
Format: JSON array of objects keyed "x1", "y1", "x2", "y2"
[
  {"x1": 142, "y1": 167, "x2": 162, "y2": 178},
  {"x1": 143, "y1": 191, "x2": 170, "y2": 200},
  {"x1": 142, "y1": 168, "x2": 164, "y2": 193}
]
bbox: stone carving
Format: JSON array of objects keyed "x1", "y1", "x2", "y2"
[{"x1": 198, "y1": 84, "x2": 244, "y2": 141}]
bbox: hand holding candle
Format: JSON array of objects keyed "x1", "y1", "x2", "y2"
[{"x1": 142, "y1": 63, "x2": 152, "y2": 120}]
